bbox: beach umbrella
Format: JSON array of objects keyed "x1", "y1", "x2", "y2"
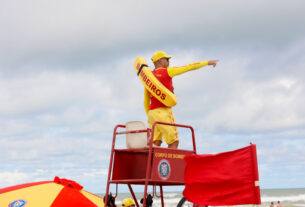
[{"x1": 0, "y1": 176, "x2": 104, "y2": 207}]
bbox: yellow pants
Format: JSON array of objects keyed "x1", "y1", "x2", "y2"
[{"x1": 148, "y1": 107, "x2": 179, "y2": 145}]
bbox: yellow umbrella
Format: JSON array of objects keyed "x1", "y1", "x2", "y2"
[{"x1": 0, "y1": 176, "x2": 104, "y2": 207}]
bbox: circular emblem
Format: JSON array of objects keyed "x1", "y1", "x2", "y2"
[
  {"x1": 9, "y1": 200, "x2": 27, "y2": 207},
  {"x1": 158, "y1": 159, "x2": 171, "y2": 180}
]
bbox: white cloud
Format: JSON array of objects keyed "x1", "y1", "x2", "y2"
[
  {"x1": 200, "y1": 77, "x2": 305, "y2": 131},
  {"x1": 0, "y1": 171, "x2": 30, "y2": 187},
  {"x1": 0, "y1": 71, "x2": 106, "y2": 114},
  {"x1": 83, "y1": 169, "x2": 108, "y2": 177},
  {"x1": 1, "y1": 0, "x2": 305, "y2": 69}
]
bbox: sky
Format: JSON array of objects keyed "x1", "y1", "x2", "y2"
[{"x1": 1, "y1": 0, "x2": 305, "y2": 194}]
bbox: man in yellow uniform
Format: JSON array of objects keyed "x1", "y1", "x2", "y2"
[{"x1": 144, "y1": 51, "x2": 219, "y2": 149}]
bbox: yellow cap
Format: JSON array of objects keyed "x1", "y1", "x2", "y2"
[
  {"x1": 122, "y1": 198, "x2": 135, "y2": 206},
  {"x1": 151, "y1": 51, "x2": 172, "y2": 63}
]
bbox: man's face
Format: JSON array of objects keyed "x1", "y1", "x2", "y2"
[{"x1": 159, "y1": 58, "x2": 169, "y2": 68}]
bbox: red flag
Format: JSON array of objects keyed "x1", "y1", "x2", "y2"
[{"x1": 183, "y1": 144, "x2": 261, "y2": 206}]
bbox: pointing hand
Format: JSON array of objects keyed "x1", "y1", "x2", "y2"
[{"x1": 208, "y1": 60, "x2": 219, "y2": 67}]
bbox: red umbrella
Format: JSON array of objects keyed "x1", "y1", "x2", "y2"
[{"x1": 0, "y1": 176, "x2": 104, "y2": 207}]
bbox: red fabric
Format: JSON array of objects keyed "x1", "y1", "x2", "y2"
[
  {"x1": 51, "y1": 186, "x2": 97, "y2": 207},
  {"x1": 150, "y1": 68, "x2": 173, "y2": 110},
  {"x1": 183, "y1": 144, "x2": 261, "y2": 206},
  {"x1": 54, "y1": 176, "x2": 83, "y2": 190}
]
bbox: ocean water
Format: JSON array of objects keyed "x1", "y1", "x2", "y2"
[{"x1": 99, "y1": 188, "x2": 305, "y2": 207}]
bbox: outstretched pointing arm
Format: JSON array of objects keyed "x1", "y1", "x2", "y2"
[{"x1": 168, "y1": 60, "x2": 219, "y2": 77}]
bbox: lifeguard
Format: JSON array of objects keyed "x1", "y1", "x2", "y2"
[{"x1": 144, "y1": 51, "x2": 219, "y2": 149}]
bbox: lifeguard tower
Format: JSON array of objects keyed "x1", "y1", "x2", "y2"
[{"x1": 105, "y1": 121, "x2": 197, "y2": 207}]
